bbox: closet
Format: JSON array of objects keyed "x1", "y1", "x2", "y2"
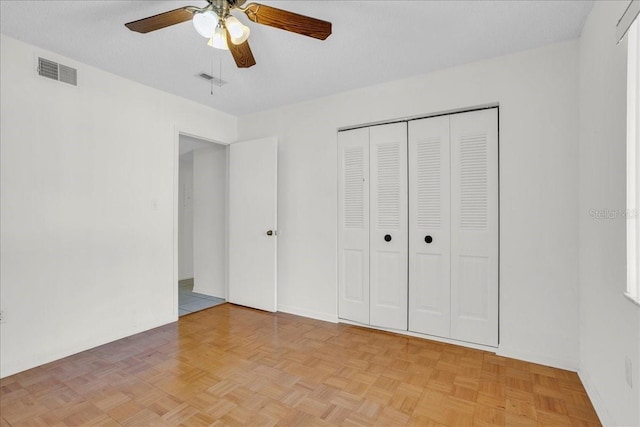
[{"x1": 338, "y1": 108, "x2": 498, "y2": 347}]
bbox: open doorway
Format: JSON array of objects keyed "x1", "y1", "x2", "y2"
[{"x1": 178, "y1": 134, "x2": 228, "y2": 316}]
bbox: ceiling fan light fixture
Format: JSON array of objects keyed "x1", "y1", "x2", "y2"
[
  {"x1": 208, "y1": 24, "x2": 229, "y2": 50},
  {"x1": 193, "y1": 11, "x2": 219, "y2": 38},
  {"x1": 124, "y1": 1, "x2": 332, "y2": 69},
  {"x1": 225, "y1": 15, "x2": 250, "y2": 45}
]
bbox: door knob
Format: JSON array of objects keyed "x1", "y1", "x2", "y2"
[
  {"x1": 266, "y1": 230, "x2": 274, "y2": 236},
  {"x1": 384, "y1": 234, "x2": 392, "y2": 242},
  {"x1": 425, "y1": 235, "x2": 433, "y2": 244}
]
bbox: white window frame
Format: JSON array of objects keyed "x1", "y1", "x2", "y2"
[{"x1": 626, "y1": 18, "x2": 640, "y2": 306}]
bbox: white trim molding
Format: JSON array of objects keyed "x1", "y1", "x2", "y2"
[{"x1": 617, "y1": 0, "x2": 640, "y2": 43}]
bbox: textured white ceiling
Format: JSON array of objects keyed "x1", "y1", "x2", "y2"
[{"x1": 0, "y1": 1, "x2": 593, "y2": 116}]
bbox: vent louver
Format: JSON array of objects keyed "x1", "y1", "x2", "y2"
[
  {"x1": 37, "y1": 57, "x2": 77, "y2": 86},
  {"x1": 38, "y1": 58, "x2": 58, "y2": 80},
  {"x1": 197, "y1": 73, "x2": 227, "y2": 86}
]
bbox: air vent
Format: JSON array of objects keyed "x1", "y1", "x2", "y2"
[
  {"x1": 37, "y1": 57, "x2": 77, "y2": 86},
  {"x1": 197, "y1": 73, "x2": 227, "y2": 86}
]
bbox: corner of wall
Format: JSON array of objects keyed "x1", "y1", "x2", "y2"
[{"x1": 578, "y1": 368, "x2": 615, "y2": 426}]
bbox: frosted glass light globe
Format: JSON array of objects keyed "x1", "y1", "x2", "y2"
[
  {"x1": 193, "y1": 11, "x2": 219, "y2": 38},
  {"x1": 208, "y1": 25, "x2": 229, "y2": 50},
  {"x1": 225, "y1": 15, "x2": 250, "y2": 45}
]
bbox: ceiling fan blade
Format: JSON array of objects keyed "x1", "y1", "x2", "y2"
[
  {"x1": 226, "y1": 31, "x2": 257, "y2": 68},
  {"x1": 125, "y1": 7, "x2": 194, "y2": 33},
  {"x1": 242, "y1": 3, "x2": 331, "y2": 40}
]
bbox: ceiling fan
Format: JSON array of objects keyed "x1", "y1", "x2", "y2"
[{"x1": 125, "y1": 0, "x2": 332, "y2": 69}]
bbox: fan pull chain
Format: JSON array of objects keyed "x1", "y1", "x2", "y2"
[
  {"x1": 211, "y1": 49, "x2": 215, "y2": 96},
  {"x1": 209, "y1": 51, "x2": 224, "y2": 96}
]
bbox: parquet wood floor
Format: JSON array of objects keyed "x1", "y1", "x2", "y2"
[{"x1": 0, "y1": 304, "x2": 601, "y2": 426}]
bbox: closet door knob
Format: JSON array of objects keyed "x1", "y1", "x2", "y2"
[
  {"x1": 266, "y1": 230, "x2": 274, "y2": 236},
  {"x1": 425, "y1": 235, "x2": 433, "y2": 244},
  {"x1": 384, "y1": 234, "x2": 392, "y2": 242}
]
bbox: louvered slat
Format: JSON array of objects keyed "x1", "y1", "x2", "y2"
[
  {"x1": 416, "y1": 138, "x2": 441, "y2": 229},
  {"x1": 38, "y1": 57, "x2": 58, "y2": 80},
  {"x1": 344, "y1": 147, "x2": 365, "y2": 228},
  {"x1": 376, "y1": 143, "x2": 401, "y2": 229},
  {"x1": 58, "y1": 64, "x2": 77, "y2": 86},
  {"x1": 459, "y1": 134, "x2": 488, "y2": 229}
]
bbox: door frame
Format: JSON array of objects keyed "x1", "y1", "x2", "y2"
[{"x1": 172, "y1": 127, "x2": 231, "y2": 319}]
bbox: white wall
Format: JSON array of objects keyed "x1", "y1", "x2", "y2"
[
  {"x1": 0, "y1": 34, "x2": 237, "y2": 377},
  {"x1": 178, "y1": 152, "x2": 194, "y2": 280},
  {"x1": 578, "y1": 2, "x2": 640, "y2": 425},
  {"x1": 193, "y1": 144, "x2": 228, "y2": 298},
  {"x1": 238, "y1": 40, "x2": 581, "y2": 369}
]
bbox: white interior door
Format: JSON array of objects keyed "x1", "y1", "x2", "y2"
[
  {"x1": 450, "y1": 109, "x2": 499, "y2": 346},
  {"x1": 369, "y1": 123, "x2": 408, "y2": 330},
  {"x1": 229, "y1": 137, "x2": 278, "y2": 312},
  {"x1": 337, "y1": 128, "x2": 370, "y2": 324},
  {"x1": 408, "y1": 116, "x2": 451, "y2": 337}
]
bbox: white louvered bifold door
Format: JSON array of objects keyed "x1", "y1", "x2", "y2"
[
  {"x1": 338, "y1": 128, "x2": 370, "y2": 324},
  {"x1": 450, "y1": 109, "x2": 499, "y2": 347},
  {"x1": 369, "y1": 123, "x2": 408, "y2": 330},
  {"x1": 408, "y1": 116, "x2": 451, "y2": 337}
]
